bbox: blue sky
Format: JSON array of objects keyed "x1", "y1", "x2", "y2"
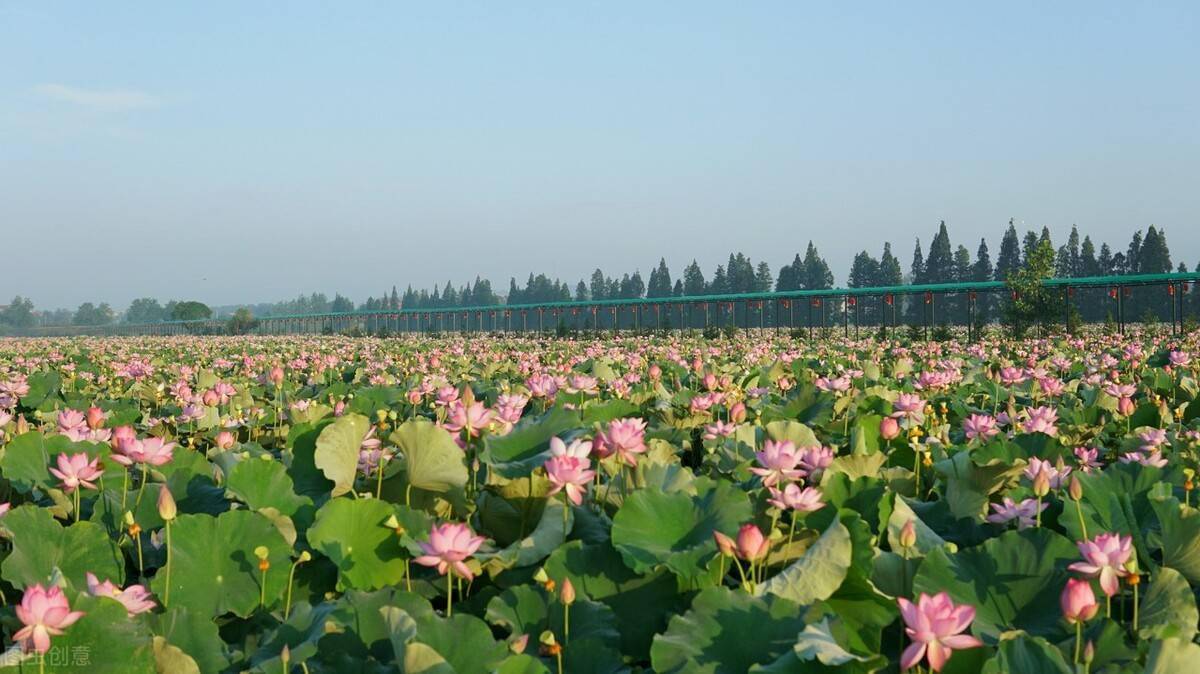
[{"x1": 2, "y1": 2, "x2": 1198, "y2": 309}]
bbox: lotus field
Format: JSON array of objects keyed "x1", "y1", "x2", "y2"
[{"x1": 2, "y1": 332, "x2": 1200, "y2": 673}]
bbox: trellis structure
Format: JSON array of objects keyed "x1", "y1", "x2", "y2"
[{"x1": 30, "y1": 272, "x2": 1200, "y2": 338}]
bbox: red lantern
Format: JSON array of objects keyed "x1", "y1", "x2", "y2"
[
  {"x1": 924, "y1": 291, "x2": 933, "y2": 305},
  {"x1": 847, "y1": 297, "x2": 857, "y2": 307},
  {"x1": 1011, "y1": 291, "x2": 1019, "y2": 301},
  {"x1": 781, "y1": 299, "x2": 791, "y2": 309},
  {"x1": 1067, "y1": 288, "x2": 1075, "y2": 297},
  {"x1": 885, "y1": 294, "x2": 894, "y2": 306},
  {"x1": 968, "y1": 291, "x2": 977, "y2": 301},
  {"x1": 1108, "y1": 288, "x2": 1117, "y2": 299},
  {"x1": 1168, "y1": 284, "x2": 1176, "y2": 296},
  {"x1": 812, "y1": 298, "x2": 822, "y2": 308}
]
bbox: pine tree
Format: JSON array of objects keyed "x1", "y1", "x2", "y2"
[
  {"x1": 847, "y1": 251, "x2": 880, "y2": 288},
  {"x1": 800, "y1": 242, "x2": 833, "y2": 289},
  {"x1": 672, "y1": 279, "x2": 684, "y2": 297},
  {"x1": 1066, "y1": 225, "x2": 1081, "y2": 277},
  {"x1": 973, "y1": 238, "x2": 994, "y2": 320},
  {"x1": 1138, "y1": 226, "x2": 1172, "y2": 274},
  {"x1": 575, "y1": 281, "x2": 589, "y2": 301},
  {"x1": 1080, "y1": 237, "x2": 1099, "y2": 277},
  {"x1": 909, "y1": 239, "x2": 925, "y2": 285},
  {"x1": 590, "y1": 269, "x2": 607, "y2": 300},
  {"x1": 923, "y1": 221, "x2": 954, "y2": 284},
  {"x1": 754, "y1": 261, "x2": 773, "y2": 292},
  {"x1": 683, "y1": 261, "x2": 706, "y2": 296},
  {"x1": 1126, "y1": 231, "x2": 1143, "y2": 274},
  {"x1": 1098, "y1": 243, "x2": 1114, "y2": 275},
  {"x1": 879, "y1": 243, "x2": 903, "y2": 286},
  {"x1": 710, "y1": 265, "x2": 728, "y2": 294},
  {"x1": 995, "y1": 221, "x2": 1022, "y2": 281},
  {"x1": 1021, "y1": 231, "x2": 1040, "y2": 266}
]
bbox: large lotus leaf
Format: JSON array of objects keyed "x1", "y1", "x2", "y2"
[
  {"x1": 0, "y1": 505, "x2": 124, "y2": 590},
  {"x1": 308, "y1": 497, "x2": 431, "y2": 591},
  {"x1": 145, "y1": 606, "x2": 231, "y2": 674},
  {"x1": 494, "y1": 655, "x2": 552, "y2": 674},
  {"x1": 246, "y1": 601, "x2": 337, "y2": 672},
  {"x1": 1145, "y1": 638, "x2": 1200, "y2": 674},
  {"x1": 18, "y1": 371, "x2": 62, "y2": 410},
  {"x1": 913, "y1": 528, "x2": 1078, "y2": 640},
  {"x1": 388, "y1": 418, "x2": 469, "y2": 494},
  {"x1": 1150, "y1": 496, "x2": 1200, "y2": 585},
  {"x1": 476, "y1": 473, "x2": 552, "y2": 545},
  {"x1": 314, "y1": 412, "x2": 370, "y2": 497},
  {"x1": 485, "y1": 584, "x2": 621, "y2": 645},
  {"x1": 979, "y1": 632, "x2": 1072, "y2": 674},
  {"x1": 885, "y1": 494, "x2": 951, "y2": 556},
  {"x1": 153, "y1": 638, "x2": 200, "y2": 674},
  {"x1": 0, "y1": 594, "x2": 155, "y2": 674},
  {"x1": 479, "y1": 499, "x2": 572, "y2": 574},
  {"x1": 544, "y1": 540, "x2": 686, "y2": 659},
  {"x1": 225, "y1": 456, "x2": 313, "y2": 522},
  {"x1": 764, "y1": 420, "x2": 820, "y2": 448},
  {"x1": 611, "y1": 479, "x2": 751, "y2": 578},
  {"x1": 756, "y1": 518, "x2": 852, "y2": 606},
  {"x1": 933, "y1": 451, "x2": 1023, "y2": 520},
  {"x1": 389, "y1": 592, "x2": 510, "y2": 673},
  {"x1": 286, "y1": 419, "x2": 336, "y2": 498},
  {"x1": 481, "y1": 407, "x2": 580, "y2": 478},
  {"x1": 0, "y1": 432, "x2": 84, "y2": 492},
  {"x1": 1138, "y1": 566, "x2": 1199, "y2": 641},
  {"x1": 148, "y1": 510, "x2": 292, "y2": 618},
  {"x1": 650, "y1": 587, "x2": 805, "y2": 673},
  {"x1": 750, "y1": 618, "x2": 887, "y2": 673}
]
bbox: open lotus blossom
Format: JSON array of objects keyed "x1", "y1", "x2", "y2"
[
  {"x1": 49, "y1": 452, "x2": 104, "y2": 492},
  {"x1": 750, "y1": 439, "x2": 804, "y2": 487},
  {"x1": 57, "y1": 409, "x2": 90, "y2": 442},
  {"x1": 962, "y1": 414, "x2": 999, "y2": 441},
  {"x1": 112, "y1": 436, "x2": 176, "y2": 467},
  {"x1": 1168, "y1": 350, "x2": 1191, "y2": 367},
  {"x1": 414, "y1": 522, "x2": 486, "y2": 580},
  {"x1": 1021, "y1": 406, "x2": 1059, "y2": 436},
  {"x1": 14, "y1": 584, "x2": 85, "y2": 654},
  {"x1": 443, "y1": 400, "x2": 494, "y2": 437},
  {"x1": 703, "y1": 420, "x2": 737, "y2": 440},
  {"x1": 1024, "y1": 457, "x2": 1071, "y2": 489},
  {"x1": 593, "y1": 418, "x2": 647, "y2": 466},
  {"x1": 898, "y1": 592, "x2": 983, "y2": 672},
  {"x1": 986, "y1": 497, "x2": 1045, "y2": 530},
  {"x1": 1069, "y1": 532, "x2": 1133, "y2": 597},
  {"x1": 999, "y1": 367, "x2": 1028, "y2": 386},
  {"x1": 549, "y1": 436, "x2": 592, "y2": 459},
  {"x1": 767, "y1": 484, "x2": 824, "y2": 512},
  {"x1": 1137, "y1": 428, "x2": 1167, "y2": 453},
  {"x1": 1074, "y1": 447, "x2": 1102, "y2": 472},
  {"x1": 798, "y1": 445, "x2": 835, "y2": 475},
  {"x1": 86, "y1": 573, "x2": 157, "y2": 616},
  {"x1": 891, "y1": 393, "x2": 926, "y2": 422},
  {"x1": 544, "y1": 455, "x2": 596, "y2": 506}
]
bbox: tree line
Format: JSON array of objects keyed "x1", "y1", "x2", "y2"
[{"x1": 2, "y1": 222, "x2": 1192, "y2": 333}]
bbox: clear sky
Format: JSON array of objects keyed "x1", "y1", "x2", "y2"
[{"x1": 2, "y1": 1, "x2": 1198, "y2": 310}]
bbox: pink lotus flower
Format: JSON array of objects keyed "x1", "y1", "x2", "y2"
[
  {"x1": 1060, "y1": 577, "x2": 1099, "y2": 624},
  {"x1": 999, "y1": 367, "x2": 1028, "y2": 386},
  {"x1": 545, "y1": 455, "x2": 595, "y2": 506},
  {"x1": 750, "y1": 440, "x2": 804, "y2": 487},
  {"x1": 898, "y1": 592, "x2": 983, "y2": 672},
  {"x1": 986, "y1": 497, "x2": 1044, "y2": 530},
  {"x1": 1069, "y1": 532, "x2": 1132, "y2": 597},
  {"x1": 215, "y1": 430, "x2": 236, "y2": 450},
  {"x1": 798, "y1": 445, "x2": 835, "y2": 475},
  {"x1": 1024, "y1": 457, "x2": 1071, "y2": 489},
  {"x1": 593, "y1": 418, "x2": 647, "y2": 467},
  {"x1": 414, "y1": 522, "x2": 485, "y2": 580},
  {"x1": 112, "y1": 436, "x2": 176, "y2": 467},
  {"x1": 549, "y1": 436, "x2": 592, "y2": 459},
  {"x1": 526, "y1": 374, "x2": 559, "y2": 399},
  {"x1": 1169, "y1": 350, "x2": 1190, "y2": 367},
  {"x1": 1074, "y1": 447, "x2": 1102, "y2": 472},
  {"x1": 1138, "y1": 428, "x2": 1167, "y2": 453},
  {"x1": 891, "y1": 393, "x2": 925, "y2": 422},
  {"x1": 85, "y1": 406, "x2": 107, "y2": 430},
  {"x1": 703, "y1": 420, "x2": 737, "y2": 440},
  {"x1": 962, "y1": 414, "x2": 999, "y2": 441},
  {"x1": 57, "y1": 409, "x2": 90, "y2": 442},
  {"x1": 111, "y1": 425, "x2": 137, "y2": 453},
  {"x1": 48, "y1": 452, "x2": 104, "y2": 493},
  {"x1": 13, "y1": 584, "x2": 85, "y2": 654},
  {"x1": 86, "y1": 573, "x2": 156, "y2": 616},
  {"x1": 443, "y1": 400, "x2": 494, "y2": 437},
  {"x1": 767, "y1": 484, "x2": 824, "y2": 512},
  {"x1": 1021, "y1": 406, "x2": 1059, "y2": 436}
]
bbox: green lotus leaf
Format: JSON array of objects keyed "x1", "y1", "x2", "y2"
[
  {"x1": 0, "y1": 432, "x2": 83, "y2": 492},
  {"x1": 145, "y1": 606, "x2": 231, "y2": 674},
  {"x1": 913, "y1": 528, "x2": 1078, "y2": 640},
  {"x1": 308, "y1": 497, "x2": 431, "y2": 591},
  {"x1": 757, "y1": 518, "x2": 852, "y2": 606},
  {"x1": 0, "y1": 594, "x2": 155, "y2": 674},
  {"x1": 0, "y1": 505, "x2": 124, "y2": 590},
  {"x1": 1138, "y1": 566, "x2": 1198, "y2": 641},
  {"x1": 980, "y1": 632, "x2": 1073, "y2": 674},
  {"x1": 481, "y1": 407, "x2": 580, "y2": 478},
  {"x1": 314, "y1": 412, "x2": 370, "y2": 497},
  {"x1": 388, "y1": 418, "x2": 469, "y2": 494},
  {"x1": 1150, "y1": 496, "x2": 1200, "y2": 585},
  {"x1": 650, "y1": 587, "x2": 805, "y2": 673},
  {"x1": 148, "y1": 510, "x2": 292, "y2": 618},
  {"x1": 479, "y1": 499, "x2": 572, "y2": 574},
  {"x1": 1145, "y1": 637, "x2": 1200, "y2": 674},
  {"x1": 611, "y1": 479, "x2": 751, "y2": 579}
]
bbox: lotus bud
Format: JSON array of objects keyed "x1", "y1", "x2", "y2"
[
  {"x1": 735, "y1": 524, "x2": 770, "y2": 561},
  {"x1": 202, "y1": 389, "x2": 220, "y2": 407},
  {"x1": 281, "y1": 645, "x2": 290, "y2": 669},
  {"x1": 510, "y1": 634, "x2": 529, "y2": 654},
  {"x1": 1068, "y1": 474, "x2": 1083, "y2": 501},
  {"x1": 14, "y1": 415, "x2": 29, "y2": 435},
  {"x1": 269, "y1": 366, "x2": 285, "y2": 386},
  {"x1": 729, "y1": 402, "x2": 747, "y2": 424},
  {"x1": 898, "y1": 520, "x2": 918, "y2": 549},
  {"x1": 157, "y1": 488, "x2": 177, "y2": 522},
  {"x1": 86, "y1": 406, "x2": 106, "y2": 430},
  {"x1": 713, "y1": 531, "x2": 736, "y2": 558},
  {"x1": 215, "y1": 431, "x2": 235, "y2": 450},
  {"x1": 1060, "y1": 578, "x2": 1099, "y2": 624},
  {"x1": 1117, "y1": 396, "x2": 1135, "y2": 417},
  {"x1": 1083, "y1": 641, "x2": 1094, "y2": 664},
  {"x1": 1032, "y1": 468, "x2": 1051, "y2": 498},
  {"x1": 560, "y1": 578, "x2": 576, "y2": 606},
  {"x1": 879, "y1": 417, "x2": 900, "y2": 441},
  {"x1": 648, "y1": 364, "x2": 662, "y2": 380}
]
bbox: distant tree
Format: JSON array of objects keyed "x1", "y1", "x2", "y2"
[
  {"x1": 1098, "y1": 243, "x2": 1115, "y2": 275},
  {"x1": 709, "y1": 265, "x2": 728, "y2": 294},
  {"x1": 330, "y1": 295, "x2": 354, "y2": 313},
  {"x1": 923, "y1": 221, "x2": 954, "y2": 284},
  {"x1": 1079, "y1": 236, "x2": 1099, "y2": 277},
  {"x1": 672, "y1": 279, "x2": 684, "y2": 297},
  {"x1": 799, "y1": 242, "x2": 833, "y2": 289},
  {"x1": 124, "y1": 298, "x2": 165, "y2": 323},
  {"x1": 682, "y1": 261, "x2": 706, "y2": 296},
  {"x1": 972, "y1": 239, "x2": 994, "y2": 320},
  {"x1": 995, "y1": 221, "x2": 1022, "y2": 281},
  {"x1": 909, "y1": 239, "x2": 925, "y2": 285},
  {"x1": 171, "y1": 301, "x2": 211, "y2": 321},
  {"x1": 589, "y1": 269, "x2": 608, "y2": 301},
  {"x1": 847, "y1": 251, "x2": 880, "y2": 288},
  {"x1": 1021, "y1": 230, "x2": 1040, "y2": 266},
  {"x1": 575, "y1": 281, "x2": 589, "y2": 301},
  {"x1": 646, "y1": 258, "x2": 673, "y2": 298},
  {"x1": 74, "y1": 302, "x2": 115, "y2": 326},
  {"x1": 878, "y1": 243, "x2": 903, "y2": 286},
  {"x1": 1138, "y1": 226, "x2": 1172, "y2": 274},
  {"x1": 227, "y1": 307, "x2": 258, "y2": 335},
  {"x1": 1126, "y1": 230, "x2": 1144, "y2": 275},
  {"x1": 1005, "y1": 238, "x2": 1058, "y2": 337},
  {"x1": 1, "y1": 296, "x2": 36, "y2": 328},
  {"x1": 754, "y1": 261, "x2": 773, "y2": 292}
]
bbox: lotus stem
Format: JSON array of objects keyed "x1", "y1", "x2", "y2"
[
  {"x1": 562, "y1": 493, "x2": 570, "y2": 539},
  {"x1": 73, "y1": 488, "x2": 81, "y2": 524},
  {"x1": 1073, "y1": 620, "x2": 1082, "y2": 664},
  {"x1": 121, "y1": 466, "x2": 129, "y2": 512},
  {"x1": 134, "y1": 464, "x2": 149, "y2": 510},
  {"x1": 563, "y1": 601, "x2": 570, "y2": 645},
  {"x1": 164, "y1": 520, "x2": 172, "y2": 607},
  {"x1": 1075, "y1": 498, "x2": 1088, "y2": 540},
  {"x1": 446, "y1": 572, "x2": 454, "y2": 617}
]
